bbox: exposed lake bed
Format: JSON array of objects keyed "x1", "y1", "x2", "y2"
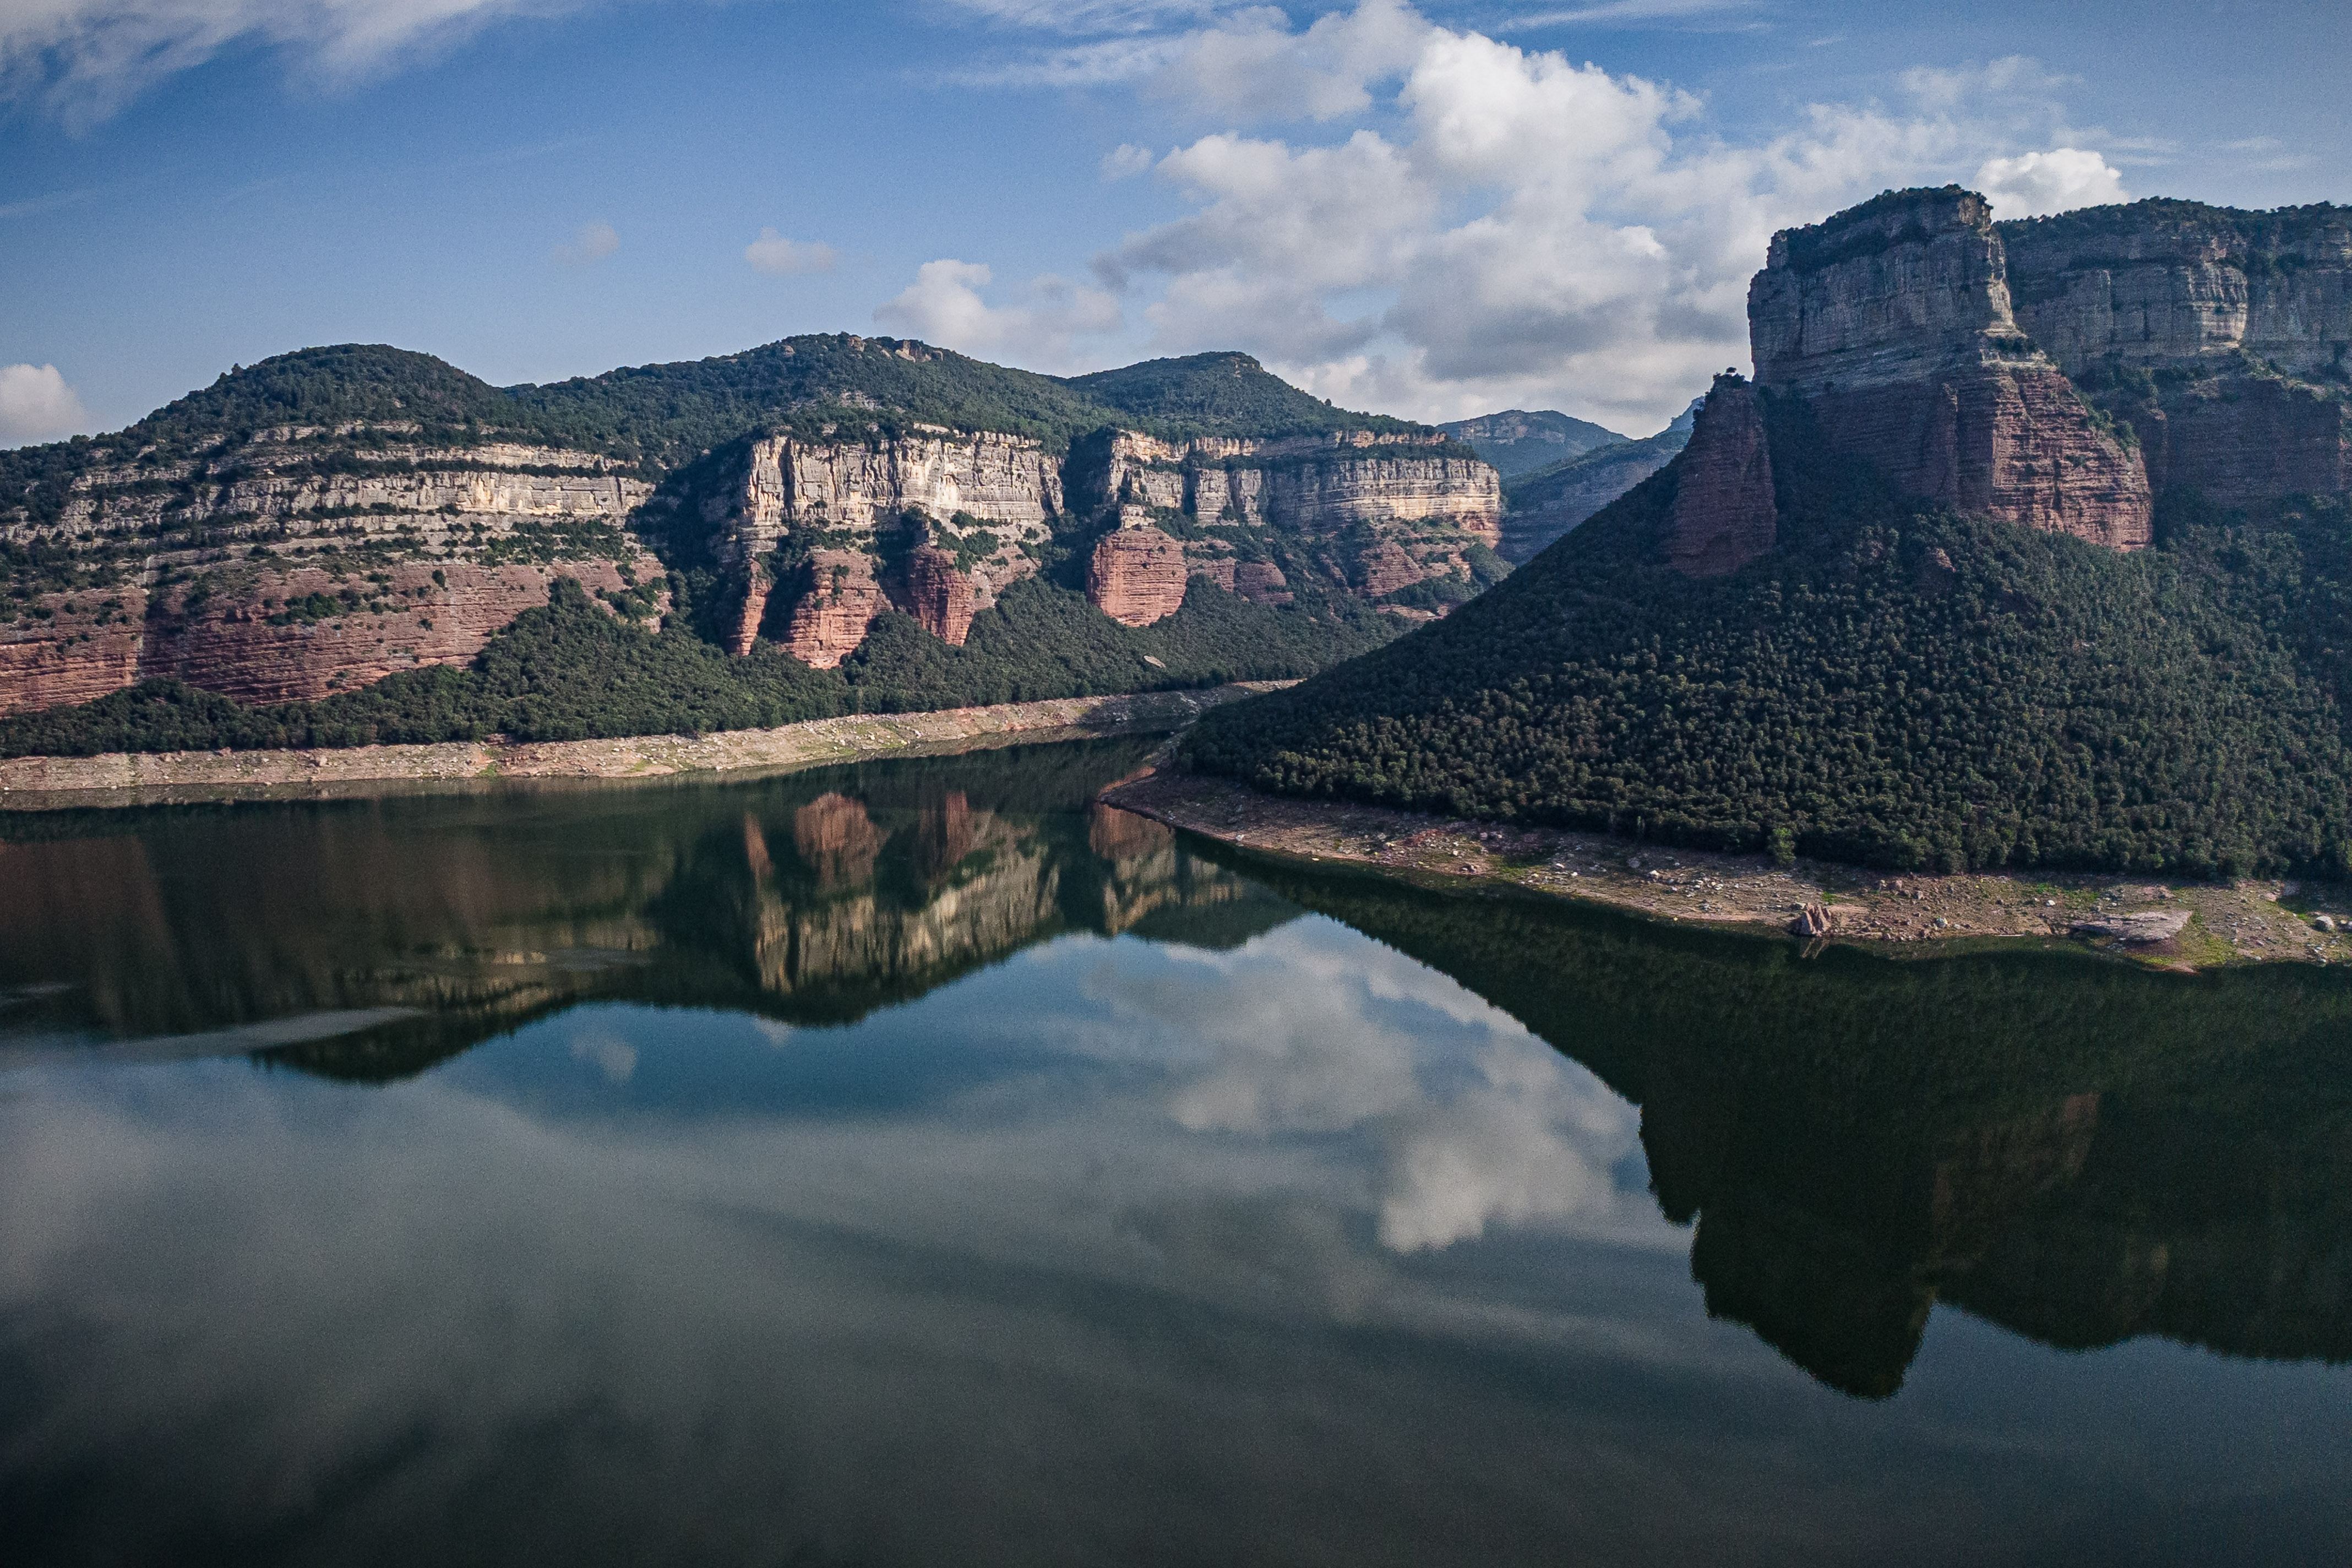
[
  {"x1": 4, "y1": 735, "x2": 2349, "y2": 1565},
  {"x1": 1107, "y1": 765, "x2": 2351, "y2": 970}
]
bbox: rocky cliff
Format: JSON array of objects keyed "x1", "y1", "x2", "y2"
[
  {"x1": 1999, "y1": 200, "x2": 2352, "y2": 503},
  {"x1": 0, "y1": 428, "x2": 661, "y2": 714},
  {"x1": 696, "y1": 426, "x2": 1063, "y2": 656},
  {"x1": 689, "y1": 420, "x2": 1504, "y2": 653},
  {"x1": 1664, "y1": 376, "x2": 1777, "y2": 576},
  {"x1": 2, "y1": 337, "x2": 1505, "y2": 721},
  {"x1": 1749, "y1": 187, "x2": 2153, "y2": 549}
]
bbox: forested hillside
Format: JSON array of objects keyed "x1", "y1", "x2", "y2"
[
  {"x1": 1186, "y1": 396, "x2": 2352, "y2": 880},
  {"x1": 0, "y1": 575, "x2": 1400, "y2": 757}
]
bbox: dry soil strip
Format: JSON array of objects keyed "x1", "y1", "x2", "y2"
[
  {"x1": 0, "y1": 683, "x2": 1288, "y2": 812},
  {"x1": 1102, "y1": 767, "x2": 2352, "y2": 970}
]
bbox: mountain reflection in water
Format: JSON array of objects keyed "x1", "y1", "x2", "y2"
[{"x1": 3, "y1": 737, "x2": 2350, "y2": 1566}]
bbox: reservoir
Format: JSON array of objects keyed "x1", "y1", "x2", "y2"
[{"x1": 3, "y1": 736, "x2": 2348, "y2": 1565}]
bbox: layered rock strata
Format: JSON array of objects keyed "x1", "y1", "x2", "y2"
[
  {"x1": 2000, "y1": 202, "x2": 2352, "y2": 503},
  {"x1": 1082, "y1": 429, "x2": 1504, "y2": 607},
  {"x1": 780, "y1": 552, "x2": 887, "y2": 669},
  {"x1": 0, "y1": 431, "x2": 660, "y2": 714},
  {"x1": 1665, "y1": 377, "x2": 1778, "y2": 577},
  {"x1": 1751, "y1": 187, "x2": 2152, "y2": 549},
  {"x1": 895, "y1": 546, "x2": 978, "y2": 646},
  {"x1": 701, "y1": 418, "x2": 1505, "y2": 665},
  {"x1": 1087, "y1": 528, "x2": 1191, "y2": 627},
  {"x1": 706, "y1": 428, "x2": 1061, "y2": 656}
]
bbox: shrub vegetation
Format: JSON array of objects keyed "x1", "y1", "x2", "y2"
[{"x1": 1185, "y1": 397, "x2": 2352, "y2": 880}]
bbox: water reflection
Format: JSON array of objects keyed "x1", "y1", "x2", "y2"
[
  {"x1": 3, "y1": 742, "x2": 2351, "y2": 1564},
  {"x1": 1234, "y1": 859, "x2": 2352, "y2": 1398}
]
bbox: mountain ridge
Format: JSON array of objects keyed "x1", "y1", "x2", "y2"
[{"x1": 1184, "y1": 187, "x2": 2352, "y2": 880}]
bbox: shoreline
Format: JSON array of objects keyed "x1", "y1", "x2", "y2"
[
  {"x1": 0, "y1": 683, "x2": 1285, "y2": 812},
  {"x1": 1102, "y1": 767, "x2": 2352, "y2": 970}
]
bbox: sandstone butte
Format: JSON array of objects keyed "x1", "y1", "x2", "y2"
[
  {"x1": 1, "y1": 357, "x2": 1507, "y2": 715},
  {"x1": 1659, "y1": 185, "x2": 2352, "y2": 578}
]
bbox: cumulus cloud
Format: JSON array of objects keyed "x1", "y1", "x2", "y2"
[
  {"x1": 1148, "y1": 0, "x2": 1429, "y2": 121},
  {"x1": 0, "y1": 363, "x2": 93, "y2": 447},
  {"x1": 1975, "y1": 148, "x2": 2128, "y2": 218},
  {"x1": 1052, "y1": 2, "x2": 2133, "y2": 429},
  {"x1": 874, "y1": 259, "x2": 1121, "y2": 367},
  {"x1": 0, "y1": 0, "x2": 592, "y2": 124},
  {"x1": 744, "y1": 228, "x2": 837, "y2": 276},
  {"x1": 1101, "y1": 141, "x2": 1157, "y2": 179},
  {"x1": 551, "y1": 220, "x2": 618, "y2": 266},
  {"x1": 1084, "y1": 923, "x2": 1646, "y2": 1254}
]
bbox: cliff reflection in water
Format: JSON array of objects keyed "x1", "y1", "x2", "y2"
[
  {"x1": 1222, "y1": 856, "x2": 2352, "y2": 1398},
  {"x1": 6, "y1": 741, "x2": 2350, "y2": 1408},
  {"x1": 0, "y1": 737, "x2": 1288, "y2": 1080}
]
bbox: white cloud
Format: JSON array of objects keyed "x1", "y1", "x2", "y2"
[
  {"x1": 744, "y1": 227, "x2": 837, "y2": 276},
  {"x1": 0, "y1": 0, "x2": 592, "y2": 124},
  {"x1": 1054, "y1": 3, "x2": 2133, "y2": 429},
  {"x1": 874, "y1": 259, "x2": 1121, "y2": 368},
  {"x1": 551, "y1": 219, "x2": 619, "y2": 267},
  {"x1": 1147, "y1": 0, "x2": 1430, "y2": 121},
  {"x1": 1101, "y1": 141, "x2": 1157, "y2": 179},
  {"x1": 1975, "y1": 148, "x2": 2128, "y2": 218},
  {"x1": 0, "y1": 362, "x2": 93, "y2": 446}
]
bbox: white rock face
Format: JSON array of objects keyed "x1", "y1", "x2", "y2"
[
  {"x1": 1088, "y1": 429, "x2": 1501, "y2": 542},
  {"x1": 706, "y1": 428, "x2": 1065, "y2": 654}
]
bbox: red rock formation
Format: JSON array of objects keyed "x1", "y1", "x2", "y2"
[
  {"x1": 1354, "y1": 538, "x2": 1426, "y2": 597},
  {"x1": 792, "y1": 793, "x2": 881, "y2": 890},
  {"x1": 1666, "y1": 377, "x2": 1778, "y2": 576},
  {"x1": 0, "y1": 561, "x2": 658, "y2": 715},
  {"x1": 1189, "y1": 554, "x2": 1238, "y2": 594},
  {"x1": 1234, "y1": 561, "x2": 1293, "y2": 605},
  {"x1": 0, "y1": 590, "x2": 148, "y2": 712},
  {"x1": 915, "y1": 791, "x2": 977, "y2": 883},
  {"x1": 2001, "y1": 203, "x2": 2352, "y2": 505},
  {"x1": 1088, "y1": 801, "x2": 1175, "y2": 863},
  {"x1": 892, "y1": 547, "x2": 977, "y2": 645},
  {"x1": 780, "y1": 551, "x2": 885, "y2": 668},
  {"x1": 141, "y1": 562, "x2": 653, "y2": 705},
  {"x1": 1087, "y1": 528, "x2": 1189, "y2": 627},
  {"x1": 1751, "y1": 187, "x2": 2153, "y2": 549}
]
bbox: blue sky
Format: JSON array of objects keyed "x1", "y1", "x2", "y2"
[{"x1": 3, "y1": 1, "x2": 2346, "y2": 444}]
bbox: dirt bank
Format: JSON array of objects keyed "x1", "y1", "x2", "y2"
[
  {"x1": 0, "y1": 684, "x2": 1286, "y2": 812},
  {"x1": 1103, "y1": 767, "x2": 2352, "y2": 970}
]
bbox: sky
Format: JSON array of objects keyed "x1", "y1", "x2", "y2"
[{"x1": 2, "y1": 1, "x2": 2347, "y2": 445}]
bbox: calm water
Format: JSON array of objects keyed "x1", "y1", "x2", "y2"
[{"x1": 4, "y1": 737, "x2": 2349, "y2": 1566}]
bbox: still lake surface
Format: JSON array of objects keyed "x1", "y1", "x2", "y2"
[{"x1": 3, "y1": 736, "x2": 2349, "y2": 1566}]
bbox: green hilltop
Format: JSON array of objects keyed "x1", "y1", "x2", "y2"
[{"x1": 1185, "y1": 395, "x2": 2352, "y2": 880}]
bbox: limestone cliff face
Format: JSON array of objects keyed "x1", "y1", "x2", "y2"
[
  {"x1": 2000, "y1": 202, "x2": 2352, "y2": 503},
  {"x1": 1751, "y1": 188, "x2": 2153, "y2": 549},
  {"x1": 705, "y1": 427, "x2": 1061, "y2": 656},
  {"x1": 0, "y1": 431, "x2": 661, "y2": 715},
  {"x1": 1665, "y1": 377, "x2": 1777, "y2": 577},
  {"x1": 697, "y1": 416, "x2": 1503, "y2": 665},
  {"x1": 1079, "y1": 429, "x2": 1504, "y2": 610}
]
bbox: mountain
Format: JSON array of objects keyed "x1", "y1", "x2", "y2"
[
  {"x1": 1439, "y1": 409, "x2": 1627, "y2": 477},
  {"x1": 1495, "y1": 398, "x2": 1701, "y2": 562},
  {"x1": 0, "y1": 336, "x2": 1503, "y2": 741},
  {"x1": 1186, "y1": 188, "x2": 2352, "y2": 880}
]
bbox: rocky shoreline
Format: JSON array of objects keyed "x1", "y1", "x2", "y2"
[
  {"x1": 0, "y1": 683, "x2": 1285, "y2": 812},
  {"x1": 1102, "y1": 767, "x2": 2352, "y2": 970}
]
